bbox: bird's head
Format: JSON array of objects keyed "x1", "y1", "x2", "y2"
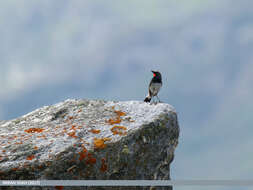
[{"x1": 151, "y1": 70, "x2": 161, "y2": 78}]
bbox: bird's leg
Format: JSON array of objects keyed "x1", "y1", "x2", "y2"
[
  {"x1": 150, "y1": 97, "x2": 157, "y2": 105},
  {"x1": 156, "y1": 96, "x2": 161, "y2": 103}
]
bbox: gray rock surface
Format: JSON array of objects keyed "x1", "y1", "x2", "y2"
[{"x1": 0, "y1": 99, "x2": 179, "y2": 190}]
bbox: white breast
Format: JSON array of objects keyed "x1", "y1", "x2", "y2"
[{"x1": 150, "y1": 83, "x2": 162, "y2": 96}]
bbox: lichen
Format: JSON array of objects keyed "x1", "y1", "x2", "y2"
[
  {"x1": 26, "y1": 155, "x2": 35, "y2": 160},
  {"x1": 24, "y1": 128, "x2": 44, "y2": 133},
  {"x1": 0, "y1": 99, "x2": 179, "y2": 185},
  {"x1": 93, "y1": 138, "x2": 106, "y2": 150},
  {"x1": 100, "y1": 158, "x2": 107, "y2": 172},
  {"x1": 89, "y1": 129, "x2": 101, "y2": 134},
  {"x1": 111, "y1": 126, "x2": 127, "y2": 136}
]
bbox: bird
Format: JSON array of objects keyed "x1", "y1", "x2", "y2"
[{"x1": 144, "y1": 70, "x2": 162, "y2": 103}]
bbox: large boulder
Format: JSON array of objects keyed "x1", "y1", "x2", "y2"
[{"x1": 0, "y1": 99, "x2": 179, "y2": 190}]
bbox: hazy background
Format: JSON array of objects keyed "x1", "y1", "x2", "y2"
[{"x1": 1, "y1": 0, "x2": 253, "y2": 189}]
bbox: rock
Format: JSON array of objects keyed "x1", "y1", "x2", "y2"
[{"x1": 0, "y1": 99, "x2": 179, "y2": 190}]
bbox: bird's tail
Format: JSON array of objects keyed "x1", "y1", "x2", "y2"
[{"x1": 144, "y1": 94, "x2": 151, "y2": 102}]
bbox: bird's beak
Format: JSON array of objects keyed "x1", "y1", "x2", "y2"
[{"x1": 151, "y1": 70, "x2": 155, "y2": 73}]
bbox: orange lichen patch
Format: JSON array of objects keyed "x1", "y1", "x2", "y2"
[
  {"x1": 106, "y1": 117, "x2": 122, "y2": 125},
  {"x1": 89, "y1": 129, "x2": 101, "y2": 134},
  {"x1": 111, "y1": 126, "x2": 127, "y2": 135},
  {"x1": 15, "y1": 142, "x2": 23, "y2": 145},
  {"x1": 26, "y1": 155, "x2": 35, "y2": 160},
  {"x1": 37, "y1": 134, "x2": 47, "y2": 138},
  {"x1": 68, "y1": 116, "x2": 74, "y2": 120},
  {"x1": 24, "y1": 128, "x2": 44, "y2": 133},
  {"x1": 106, "y1": 107, "x2": 126, "y2": 125},
  {"x1": 100, "y1": 158, "x2": 107, "y2": 172},
  {"x1": 93, "y1": 138, "x2": 107, "y2": 150},
  {"x1": 12, "y1": 167, "x2": 19, "y2": 171},
  {"x1": 86, "y1": 157, "x2": 96, "y2": 165},
  {"x1": 55, "y1": 186, "x2": 64, "y2": 190},
  {"x1": 78, "y1": 147, "x2": 87, "y2": 161},
  {"x1": 85, "y1": 153, "x2": 96, "y2": 165},
  {"x1": 87, "y1": 152, "x2": 92, "y2": 157},
  {"x1": 114, "y1": 110, "x2": 126, "y2": 117},
  {"x1": 103, "y1": 137, "x2": 112, "y2": 142},
  {"x1": 71, "y1": 125, "x2": 76, "y2": 130},
  {"x1": 67, "y1": 131, "x2": 77, "y2": 138},
  {"x1": 2, "y1": 150, "x2": 6, "y2": 153}
]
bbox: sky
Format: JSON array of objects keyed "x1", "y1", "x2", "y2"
[{"x1": 1, "y1": 0, "x2": 253, "y2": 189}]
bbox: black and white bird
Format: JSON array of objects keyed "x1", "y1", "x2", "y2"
[{"x1": 144, "y1": 70, "x2": 162, "y2": 103}]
